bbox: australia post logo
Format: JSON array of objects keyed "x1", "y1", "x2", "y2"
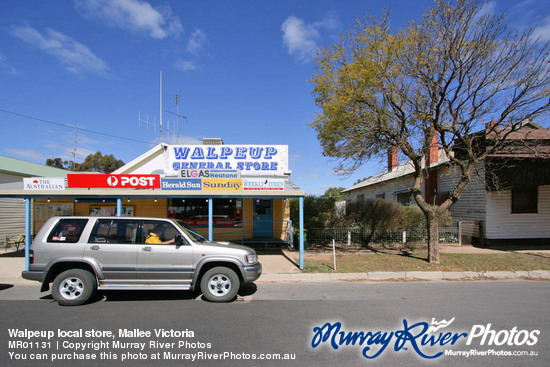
[{"x1": 67, "y1": 174, "x2": 160, "y2": 189}]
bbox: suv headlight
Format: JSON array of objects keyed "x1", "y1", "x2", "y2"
[{"x1": 245, "y1": 254, "x2": 257, "y2": 264}]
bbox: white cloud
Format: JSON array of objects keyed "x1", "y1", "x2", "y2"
[
  {"x1": 505, "y1": 1, "x2": 550, "y2": 42},
  {"x1": 281, "y1": 15, "x2": 338, "y2": 63},
  {"x1": 187, "y1": 29, "x2": 208, "y2": 55},
  {"x1": 74, "y1": 0, "x2": 183, "y2": 39},
  {"x1": 174, "y1": 59, "x2": 200, "y2": 72},
  {"x1": 475, "y1": 1, "x2": 497, "y2": 19},
  {"x1": 533, "y1": 15, "x2": 550, "y2": 42},
  {"x1": 4, "y1": 148, "x2": 46, "y2": 162},
  {"x1": 0, "y1": 53, "x2": 18, "y2": 75},
  {"x1": 10, "y1": 25, "x2": 111, "y2": 77}
]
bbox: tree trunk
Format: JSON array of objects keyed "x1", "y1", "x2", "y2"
[{"x1": 426, "y1": 213, "x2": 440, "y2": 264}]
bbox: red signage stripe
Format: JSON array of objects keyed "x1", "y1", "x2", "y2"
[{"x1": 67, "y1": 174, "x2": 161, "y2": 189}]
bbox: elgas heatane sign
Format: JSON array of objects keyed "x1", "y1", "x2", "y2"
[{"x1": 67, "y1": 174, "x2": 160, "y2": 189}]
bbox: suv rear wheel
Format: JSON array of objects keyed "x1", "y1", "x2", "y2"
[
  {"x1": 200, "y1": 267, "x2": 239, "y2": 302},
  {"x1": 52, "y1": 269, "x2": 97, "y2": 306}
]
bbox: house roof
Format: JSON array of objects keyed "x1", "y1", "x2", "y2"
[
  {"x1": 342, "y1": 149, "x2": 449, "y2": 193},
  {"x1": 343, "y1": 122, "x2": 550, "y2": 194},
  {"x1": 342, "y1": 161, "x2": 416, "y2": 193},
  {"x1": 0, "y1": 155, "x2": 69, "y2": 177}
]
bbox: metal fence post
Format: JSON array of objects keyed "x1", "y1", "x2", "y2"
[{"x1": 458, "y1": 221, "x2": 462, "y2": 246}]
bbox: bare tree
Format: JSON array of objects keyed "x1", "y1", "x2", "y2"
[{"x1": 310, "y1": 0, "x2": 550, "y2": 263}]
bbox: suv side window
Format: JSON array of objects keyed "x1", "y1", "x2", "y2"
[
  {"x1": 89, "y1": 219, "x2": 140, "y2": 244},
  {"x1": 142, "y1": 220, "x2": 180, "y2": 244},
  {"x1": 47, "y1": 219, "x2": 89, "y2": 243}
]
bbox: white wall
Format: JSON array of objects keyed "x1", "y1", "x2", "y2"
[{"x1": 486, "y1": 185, "x2": 550, "y2": 239}]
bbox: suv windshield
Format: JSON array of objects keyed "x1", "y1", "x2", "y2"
[{"x1": 174, "y1": 220, "x2": 206, "y2": 242}]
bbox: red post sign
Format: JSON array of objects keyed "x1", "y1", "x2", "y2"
[{"x1": 67, "y1": 174, "x2": 161, "y2": 189}]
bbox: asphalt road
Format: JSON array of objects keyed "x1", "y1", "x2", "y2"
[{"x1": 0, "y1": 281, "x2": 548, "y2": 367}]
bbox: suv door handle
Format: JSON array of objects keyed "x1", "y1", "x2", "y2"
[
  {"x1": 142, "y1": 247, "x2": 152, "y2": 252},
  {"x1": 90, "y1": 245, "x2": 100, "y2": 250}
]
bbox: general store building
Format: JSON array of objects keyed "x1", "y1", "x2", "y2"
[{"x1": 0, "y1": 139, "x2": 307, "y2": 269}]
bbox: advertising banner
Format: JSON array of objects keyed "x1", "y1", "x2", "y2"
[
  {"x1": 202, "y1": 179, "x2": 243, "y2": 191},
  {"x1": 161, "y1": 179, "x2": 202, "y2": 190},
  {"x1": 23, "y1": 178, "x2": 65, "y2": 190},
  {"x1": 67, "y1": 174, "x2": 161, "y2": 189},
  {"x1": 243, "y1": 179, "x2": 284, "y2": 190},
  {"x1": 179, "y1": 169, "x2": 241, "y2": 179}
]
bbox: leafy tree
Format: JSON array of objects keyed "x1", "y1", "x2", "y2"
[
  {"x1": 310, "y1": 0, "x2": 550, "y2": 263},
  {"x1": 75, "y1": 152, "x2": 125, "y2": 173},
  {"x1": 46, "y1": 151, "x2": 124, "y2": 173},
  {"x1": 341, "y1": 198, "x2": 403, "y2": 247},
  {"x1": 322, "y1": 187, "x2": 346, "y2": 200},
  {"x1": 45, "y1": 157, "x2": 68, "y2": 169},
  {"x1": 290, "y1": 187, "x2": 348, "y2": 229}
]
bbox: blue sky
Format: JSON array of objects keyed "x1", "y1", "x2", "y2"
[{"x1": 1, "y1": 0, "x2": 549, "y2": 195}]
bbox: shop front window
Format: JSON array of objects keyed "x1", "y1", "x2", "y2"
[{"x1": 167, "y1": 198, "x2": 243, "y2": 227}]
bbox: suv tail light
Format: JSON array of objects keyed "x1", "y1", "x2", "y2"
[{"x1": 29, "y1": 250, "x2": 34, "y2": 265}]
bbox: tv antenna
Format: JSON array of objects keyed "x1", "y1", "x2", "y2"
[
  {"x1": 138, "y1": 71, "x2": 186, "y2": 143},
  {"x1": 164, "y1": 94, "x2": 187, "y2": 144}
]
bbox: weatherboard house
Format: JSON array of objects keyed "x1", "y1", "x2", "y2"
[
  {"x1": 342, "y1": 122, "x2": 550, "y2": 246},
  {"x1": 0, "y1": 139, "x2": 307, "y2": 269}
]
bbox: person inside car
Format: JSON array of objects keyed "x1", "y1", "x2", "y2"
[{"x1": 145, "y1": 224, "x2": 175, "y2": 244}]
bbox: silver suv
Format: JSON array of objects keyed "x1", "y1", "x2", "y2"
[{"x1": 22, "y1": 216, "x2": 262, "y2": 306}]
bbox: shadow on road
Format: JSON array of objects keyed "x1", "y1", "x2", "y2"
[
  {"x1": 0, "y1": 250, "x2": 24, "y2": 258},
  {"x1": 0, "y1": 284, "x2": 14, "y2": 291},
  {"x1": 35, "y1": 282, "x2": 260, "y2": 305}
]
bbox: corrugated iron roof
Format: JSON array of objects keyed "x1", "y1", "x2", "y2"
[{"x1": 0, "y1": 155, "x2": 68, "y2": 177}]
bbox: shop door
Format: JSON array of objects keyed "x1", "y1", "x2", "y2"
[{"x1": 253, "y1": 199, "x2": 273, "y2": 238}]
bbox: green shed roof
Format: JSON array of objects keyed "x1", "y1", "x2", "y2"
[{"x1": 0, "y1": 155, "x2": 69, "y2": 177}]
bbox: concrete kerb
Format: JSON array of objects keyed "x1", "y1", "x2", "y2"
[{"x1": 256, "y1": 270, "x2": 550, "y2": 283}]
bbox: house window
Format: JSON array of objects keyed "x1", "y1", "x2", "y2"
[
  {"x1": 511, "y1": 187, "x2": 538, "y2": 214},
  {"x1": 396, "y1": 192, "x2": 412, "y2": 206},
  {"x1": 375, "y1": 193, "x2": 385, "y2": 200}
]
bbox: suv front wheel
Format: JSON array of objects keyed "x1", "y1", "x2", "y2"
[
  {"x1": 200, "y1": 267, "x2": 240, "y2": 302},
  {"x1": 52, "y1": 269, "x2": 97, "y2": 306}
]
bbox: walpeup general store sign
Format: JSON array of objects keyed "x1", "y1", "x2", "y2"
[{"x1": 167, "y1": 145, "x2": 288, "y2": 176}]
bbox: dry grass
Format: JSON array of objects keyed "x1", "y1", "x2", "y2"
[{"x1": 302, "y1": 251, "x2": 550, "y2": 273}]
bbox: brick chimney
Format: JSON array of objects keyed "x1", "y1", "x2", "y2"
[
  {"x1": 427, "y1": 134, "x2": 439, "y2": 167},
  {"x1": 425, "y1": 134, "x2": 439, "y2": 205},
  {"x1": 486, "y1": 121, "x2": 499, "y2": 131},
  {"x1": 387, "y1": 147, "x2": 398, "y2": 171}
]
